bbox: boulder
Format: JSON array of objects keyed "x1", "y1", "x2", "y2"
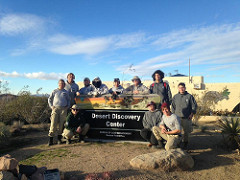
[{"x1": 130, "y1": 148, "x2": 194, "y2": 171}]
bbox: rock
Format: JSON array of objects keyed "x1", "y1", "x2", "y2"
[
  {"x1": 130, "y1": 148, "x2": 194, "y2": 171},
  {"x1": 0, "y1": 171, "x2": 18, "y2": 180}
]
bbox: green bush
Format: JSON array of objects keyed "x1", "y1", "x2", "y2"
[{"x1": 0, "y1": 122, "x2": 10, "y2": 142}]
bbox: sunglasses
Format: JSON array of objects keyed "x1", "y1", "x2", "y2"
[{"x1": 72, "y1": 109, "x2": 79, "y2": 111}]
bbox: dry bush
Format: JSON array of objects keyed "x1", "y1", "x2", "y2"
[{"x1": 0, "y1": 122, "x2": 10, "y2": 142}]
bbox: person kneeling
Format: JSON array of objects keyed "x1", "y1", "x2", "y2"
[
  {"x1": 152, "y1": 103, "x2": 181, "y2": 151},
  {"x1": 62, "y1": 105, "x2": 90, "y2": 144}
]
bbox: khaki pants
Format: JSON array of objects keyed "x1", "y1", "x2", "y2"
[
  {"x1": 152, "y1": 126, "x2": 181, "y2": 151},
  {"x1": 181, "y1": 118, "x2": 193, "y2": 143},
  {"x1": 48, "y1": 107, "x2": 68, "y2": 137},
  {"x1": 62, "y1": 123, "x2": 90, "y2": 139}
]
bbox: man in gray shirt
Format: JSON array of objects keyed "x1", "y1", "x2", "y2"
[
  {"x1": 77, "y1": 77, "x2": 96, "y2": 96},
  {"x1": 152, "y1": 103, "x2": 181, "y2": 151},
  {"x1": 172, "y1": 82, "x2": 197, "y2": 148},
  {"x1": 48, "y1": 79, "x2": 70, "y2": 146},
  {"x1": 125, "y1": 76, "x2": 150, "y2": 95},
  {"x1": 140, "y1": 101, "x2": 163, "y2": 148},
  {"x1": 65, "y1": 73, "x2": 79, "y2": 106}
]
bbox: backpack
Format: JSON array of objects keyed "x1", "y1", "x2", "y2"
[{"x1": 151, "y1": 82, "x2": 169, "y2": 103}]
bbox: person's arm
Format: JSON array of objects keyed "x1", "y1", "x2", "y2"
[
  {"x1": 100, "y1": 85, "x2": 109, "y2": 95},
  {"x1": 149, "y1": 84, "x2": 153, "y2": 94},
  {"x1": 48, "y1": 91, "x2": 55, "y2": 109},
  {"x1": 156, "y1": 112, "x2": 162, "y2": 127},
  {"x1": 171, "y1": 96, "x2": 176, "y2": 113},
  {"x1": 167, "y1": 84, "x2": 172, "y2": 104},
  {"x1": 138, "y1": 85, "x2": 150, "y2": 95},
  {"x1": 66, "y1": 92, "x2": 70, "y2": 108},
  {"x1": 189, "y1": 95, "x2": 198, "y2": 120},
  {"x1": 165, "y1": 129, "x2": 181, "y2": 135},
  {"x1": 142, "y1": 113, "x2": 150, "y2": 129}
]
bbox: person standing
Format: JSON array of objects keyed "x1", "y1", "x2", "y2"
[
  {"x1": 62, "y1": 104, "x2": 90, "y2": 144},
  {"x1": 125, "y1": 76, "x2": 150, "y2": 95},
  {"x1": 65, "y1": 73, "x2": 79, "y2": 106},
  {"x1": 150, "y1": 70, "x2": 172, "y2": 106},
  {"x1": 48, "y1": 79, "x2": 70, "y2": 146},
  {"x1": 171, "y1": 82, "x2": 197, "y2": 148},
  {"x1": 140, "y1": 101, "x2": 163, "y2": 148},
  {"x1": 152, "y1": 103, "x2": 182, "y2": 151}
]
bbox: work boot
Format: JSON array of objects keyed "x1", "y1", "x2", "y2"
[
  {"x1": 66, "y1": 139, "x2": 71, "y2": 145},
  {"x1": 48, "y1": 137, "x2": 53, "y2": 146},
  {"x1": 78, "y1": 135, "x2": 85, "y2": 143},
  {"x1": 57, "y1": 135, "x2": 63, "y2": 145}
]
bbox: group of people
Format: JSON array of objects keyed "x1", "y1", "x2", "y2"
[
  {"x1": 141, "y1": 81, "x2": 197, "y2": 150},
  {"x1": 47, "y1": 70, "x2": 197, "y2": 150}
]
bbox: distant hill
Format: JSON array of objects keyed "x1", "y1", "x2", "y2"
[{"x1": 0, "y1": 94, "x2": 17, "y2": 102}]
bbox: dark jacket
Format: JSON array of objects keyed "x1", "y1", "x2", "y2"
[
  {"x1": 65, "y1": 112, "x2": 86, "y2": 132},
  {"x1": 149, "y1": 81, "x2": 172, "y2": 104},
  {"x1": 172, "y1": 91, "x2": 197, "y2": 118},
  {"x1": 142, "y1": 110, "x2": 162, "y2": 130}
]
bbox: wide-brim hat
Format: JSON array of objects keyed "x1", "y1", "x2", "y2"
[{"x1": 132, "y1": 76, "x2": 140, "y2": 81}]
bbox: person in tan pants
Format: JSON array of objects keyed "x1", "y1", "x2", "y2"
[
  {"x1": 152, "y1": 103, "x2": 182, "y2": 151},
  {"x1": 48, "y1": 79, "x2": 70, "y2": 146}
]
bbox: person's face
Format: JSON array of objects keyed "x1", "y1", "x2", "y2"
[
  {"x1": 133, "y1": 79, "x2": 139, "y2": 86},
  {"x1": 155, "y1": 73, "x2": 161, "y2": 81},
  {"x1": 148, "y1": 104, "x2": 155, "y2": 111},
  {"x1": 71, "y1": 108, "x2": 79, "y2": 115},
  {"x1": 114, "y1": 81, "x2": 120, "y2": 87},
  {"x1": 84, "y1": 80, "x2": 90, "y2": 87},
  {"x1": 162, "y1": 107, "x2": 171, "y2": 116},
  {"x1": 67, "y1": 74, "x2": 74, "y2": 83},
  {"x1": 58, "y1": 81, "x2": 65, "y2": 89},
  {"x1": 178, "y1": 85, "x2": 186, "y2": 94}
]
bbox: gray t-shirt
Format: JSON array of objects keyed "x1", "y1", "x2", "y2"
[
  {"x1": 48, "y1": 88, "x2": 70, "y2": 108},
  {"x1": 160, "y1": 113, "x2": 181, "y2": 131}
]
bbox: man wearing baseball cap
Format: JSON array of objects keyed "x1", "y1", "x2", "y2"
[
  {"x1": 62, "y1": 104, "x2": 90, "y2": 144},
  {"x1": 152, "y1": 103, "x2": 182, "y2": 151},
  {"x1": 140, "y1": 101, "x2": 163, "y2": 148},
  {"x1": 125, "y1": 76, "x2": 149, "y2": 95}
]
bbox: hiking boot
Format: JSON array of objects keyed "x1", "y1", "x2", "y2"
[
  {"x1": 57, "y1": 135, "x2": 63, "y2": 145},
  {"x1": 78, "y1": 135, "x2": 85, "y2": 143},
  {"x1": 48, "y1": 137, "x2": 53, "y2": 146},
  {"x1": 66, "y1": 139, "x2": 71, "y2": 145}
]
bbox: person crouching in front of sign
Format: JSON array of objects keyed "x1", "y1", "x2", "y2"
[
  {"x1": 172, "y1": 82, "x2": 197, "y2": 149},
  {"x1": 140, "y1": 101, "x2": 163, "y2": 148},
  {"x1": 62, "y1": 104, "x2": 90, "y2": 144},
  {"x1": 152, "y1": 103, "x2": 182, "y2": 151},
  {"x1": 125, "y1": 76, "x2": 150, "y2": 95},
  {"x1": 48, "y1": 79, "x2": 70, "y2": 146}
]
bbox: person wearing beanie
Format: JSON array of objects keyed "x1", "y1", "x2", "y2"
[
  {"x1": 77, "y1": 77, "x2": 96, "y2": 96},
  {"x1": 152, "y1": 103, "x2": 182, "y2": 151},
  {"x1": 150, "y1": 70, "x2": 172, "y2": 106},
  {"x1": 140, "y1": 101, "x2": 163, "y2": 148}
]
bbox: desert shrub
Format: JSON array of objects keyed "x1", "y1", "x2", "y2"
[
  {"x1": 218, "y1": 117, "x2": 240, "y2": 149},
  {"x1": 0, "y1": 122, "x2": 10, "y2": 142}
]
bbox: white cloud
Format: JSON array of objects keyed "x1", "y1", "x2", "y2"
[
  {"x1": 0, "y1": 13, "x2": 45, "y2": 35},
  {"x1": 118, "y1": 23, "x2": 240, "y2": 76},
  {"x1": 0, "y1": 71, "x2": 67, "y2": 80}
]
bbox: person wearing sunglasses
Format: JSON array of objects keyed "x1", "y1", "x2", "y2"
[{"x1": 62, "y1": 104, "x2": 90, "y2": 144}]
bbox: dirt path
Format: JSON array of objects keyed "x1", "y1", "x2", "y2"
[{"x1": 2, "y1": 129, "x2": 240, "y2": 180}]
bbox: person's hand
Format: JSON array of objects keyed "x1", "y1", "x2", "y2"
[
  {"x1": 76, "y1": 92, "x2": 80, "y2": 96},
  {"x1": 133, "y1": 90, "x2": 139, "y2": 94},
  {"x1": 51, "y1": 106, "x2": 55, "y2": 110},
  {"x1": 113, "y1": 91, "x2": 117, "y2": 95},
  {"x1": 161, "y1": 127, "x2": 167, "y2": 134},
  {"x1": 76, "y1": 126, "x2": 82, "y2": 134},
  {"x1": 188, "y1": 113, "x2": 193, "y2": 120}
]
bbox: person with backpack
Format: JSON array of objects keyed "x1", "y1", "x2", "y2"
[
  {"x1": 171, "y1": 82, "x2": 197, "y2": 149},
  {"x1": 150, "y1": 70, "x2": 172, "y2": 106}
]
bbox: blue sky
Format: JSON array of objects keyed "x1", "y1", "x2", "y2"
[{"x1": 0, "y1": 0, "x2": 240, "y2": 94}]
